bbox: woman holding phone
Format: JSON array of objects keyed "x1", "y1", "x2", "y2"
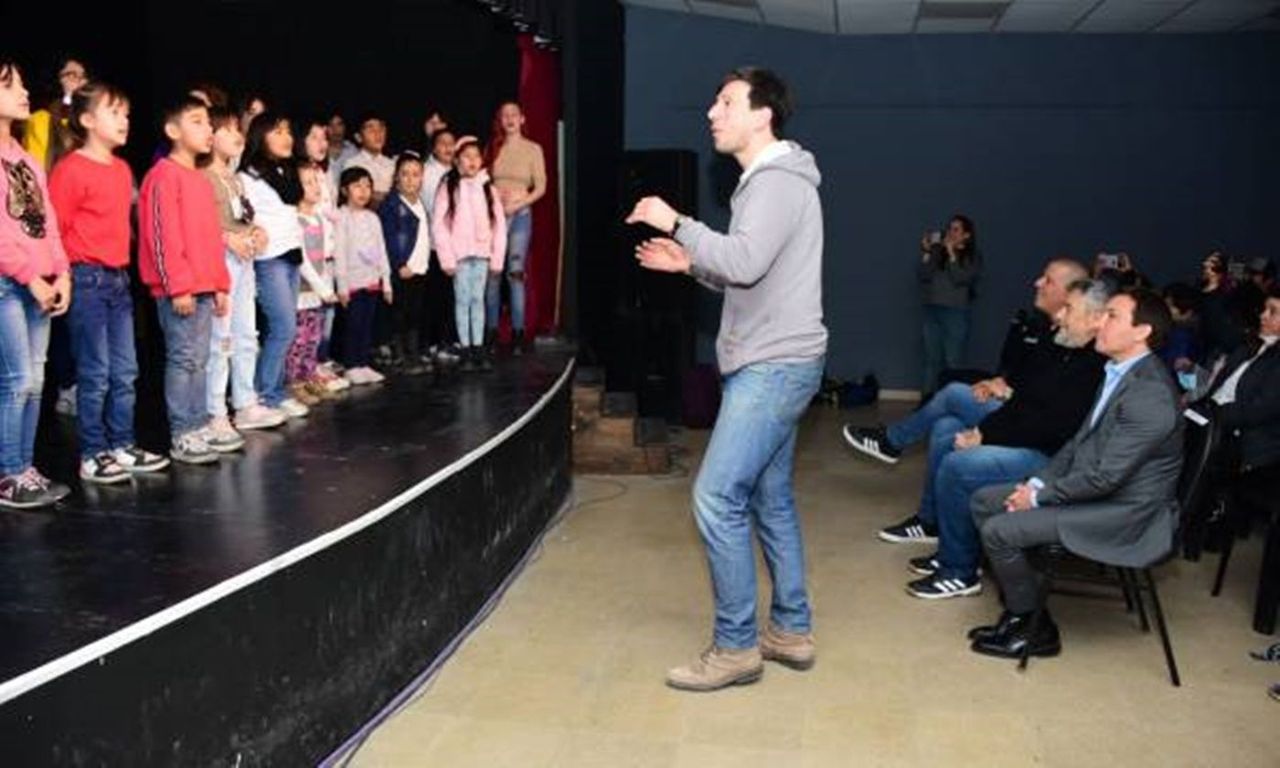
[{"x1": 917, "y1": 214, "x2": 980, "y2": 399}]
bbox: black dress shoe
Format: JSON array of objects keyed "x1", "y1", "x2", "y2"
[
  {"x1": 967, "y1": 610, "x2": 1023, "y2": 642},
  {"x1": 971, "y1": 613, "x2": 1062, "y2": 659}
]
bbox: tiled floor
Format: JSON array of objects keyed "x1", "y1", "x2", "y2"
[{"x1": 351, "y1": 404, "x2": 1278, "y2": 767}]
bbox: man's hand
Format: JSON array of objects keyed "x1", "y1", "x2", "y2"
[
  {"x1": 636, "y1": 238, "x2": 692, "y2": 275},
  {"x1": 971, "y1": 379, "x2": 995, "y2": 403},
  {"x1": 172, "y1": 294, "x2": 196, "y2": 317},
  {"x1": 214, "y1": 291, "x2": 230, "y2": 317},
  {"x1": 1003, "y1": 483, "x2": 1036, "y2": 513},
  {"x1": 49, "y1": 273, "x2": 71, "y2": 316},
  {"x1": 973, "y1": 376, "x2": 1013, "y2": 403},
  {"x1": 625, "y1": 196, "x2": 679, "y2": 234},
  {"x1": 954, "y1": 428, "x2": 983, "y2": 451}
]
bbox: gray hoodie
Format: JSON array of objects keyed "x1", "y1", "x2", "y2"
[{"x1": 675, "y1": 142, "x2": 827, "y2": 374}]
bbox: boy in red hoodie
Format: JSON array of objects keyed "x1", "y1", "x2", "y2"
[{"x1": 137, "y1": 96, "x2": 232, "y2": 464}]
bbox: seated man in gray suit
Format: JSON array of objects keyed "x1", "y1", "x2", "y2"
[{"x1": 967, "y1": 288, "x2": 1183, "y2": 659}]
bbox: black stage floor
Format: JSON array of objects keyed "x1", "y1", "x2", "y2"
[{"x1": 0, "y1": 351, "x2": 574, "y2": 689}]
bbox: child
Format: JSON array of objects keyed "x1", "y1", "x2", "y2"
[
  {"x1": 287, "y1": 161, "x2": 339, "y2": 402},
  {"x1": 240, "y1": 111, "x2": 309, "y2": 419},
  {"x1": 333, "y1": 167, "x2": 392, "y2": 384},
  {"x1": 422, "y1": 130, "x2": 460, "y2": 366},
  {"x1": 343, "y1": 115, "x2": 395, "y2": 207},
  {"x1": 0, "y1": 60, "x2": 72, "y2": 508},
  {"x1": 433, "y1": 137, "x2": 506, "y2": 372},
  {"x1": 202, "y1": 106, "x2": 285, "y2": 441},
  {"x1": 49, "y1": 82, "x2": 170, "y2": 483},
  {"x1": 137, "y1": 95, "x2": 233, "y2": 464},
  {"x1": 378, "y1": 151, "x2": 431, "y2": 376},
  {"x1": 297, "y1": 117, "x2": 345, "y2": 388}
]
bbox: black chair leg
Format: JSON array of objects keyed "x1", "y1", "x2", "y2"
[
  {"x1": 1124, "y1": 568, "x2": 1151, "y2": 632},
  {"x1": 1116, "y1": 566, "x2": 1135, "y2": 613},
  {"x1": 1143, "y1": 568, "x2": 1181, "y2": 687},
  {"x1": 1212, "y1": 533, "x2": 1235, "y2": 597}
]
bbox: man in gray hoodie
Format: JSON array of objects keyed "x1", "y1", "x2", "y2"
[{"x1": 627, "y1": 67, "x2": 827, "y2": 692}]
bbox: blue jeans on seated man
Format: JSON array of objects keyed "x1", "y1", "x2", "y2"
[
  {"x1": 68, "y1": 264, "x2": 139, "y2": 458},
  {"x1": 934, "y1": 445, "x2": 1048, "y2": 580},
  {"x1": 887, "y1": 382, "x2": 1003, "y2": 526},
  {"x1": 694, "y1": 357, "x2": 824, "y2": 650}
]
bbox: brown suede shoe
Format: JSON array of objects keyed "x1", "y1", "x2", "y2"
[
  {"x1": 759, "y1": 624, "x2": 816, "y2": 671},
  {"x1": 665, "y1": 646, "x2": 763, "y2": 692}
]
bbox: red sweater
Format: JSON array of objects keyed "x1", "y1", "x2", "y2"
[
  {"x1": 49, "y1": 152, "x2": 134, "y2": 269},
  {"x1": 137, "y1": 158, "x2": 230, "y2": 297}
]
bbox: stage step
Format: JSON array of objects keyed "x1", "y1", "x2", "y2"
[{"x1": 572, "y1": 385, "x2": 672, "y2": 475}]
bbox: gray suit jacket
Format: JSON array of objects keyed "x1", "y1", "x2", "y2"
[{"x1": 1036, "y1": 353, "x2": 1184, "y2": 567}]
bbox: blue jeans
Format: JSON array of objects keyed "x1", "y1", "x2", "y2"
[
  {"x1": 693, "y1": 357, "x2": 824, "y2": 649},
  {"x1": 0, "y1": 277, "x2": 51, "y2": 475},
  {"x1": 935, "y1": 445, "x2": 1048, "y2": 580},
  {"x1": 486, "y1": 207, "x2": 531, "y2": 334},
  {"x1": 455, "y1": 257, "x2": 489, "y2": 347},
  {"x1": 254, "y1": 257, "x2": 300, "y2": 407},
  {"x1": 921, "y1": 304, "x2": 970, "y2": 394},
  {"x1": 208, "y1": 252, "x2": 259, "y2": 416},
  {"x1": 887, "y1": 382, "x2": 1003, "y2": 525},
  {"x1": 156, "y1": 295, "x2": 214, "y2": 439},
  {"x1": 69, "y1": 265, "x2": 139, "y2": 458}
]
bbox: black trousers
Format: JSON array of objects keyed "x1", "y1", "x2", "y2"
[
  {"x1": 391, "y1": 273, "x2": 428, "y2": 355},
  {"x1": 424, "y1": 253, "x2": 457, "y2": 348}
]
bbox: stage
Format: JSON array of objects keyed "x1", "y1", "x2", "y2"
[{"x1": 0, "y1": 351, "x2": 575, "y2": 764}]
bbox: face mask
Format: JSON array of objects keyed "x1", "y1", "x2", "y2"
[{"x1": 1177, "y1": 371, "x2": 1197, "y2": 392}]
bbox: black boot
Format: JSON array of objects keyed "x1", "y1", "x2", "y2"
[{"x1": 970, "y1": 611, "x2": 1061, "y2": 659}]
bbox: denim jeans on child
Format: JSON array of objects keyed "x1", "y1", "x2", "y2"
[
  {"x1": 693, "y1": 357, "x2": 824, "y2": 650},
  {"x1": 0, "y1": 277, "x2": 51, "y2": 475},
  {"x1": 156, "y1": 294, "x2": 214, "y2": 439},
  {"x1": 208, "y1": 251, "x2": 258, "y2": 417},
  {"x1": 68, "y1": 264, "x2": 139, "y2": 458},
  {"x1": 254, "y1": 256, "x2": 300, "y2": 407},
  {"x1": 486, "y1": 207, "x2": 531, "y2": 334},
  {"x1": 934, "y1": 445, "x2": 1048, "y2": 580},
  {"x1": 886, "y1": 382, "x2": 1003, "y2": 526},
  {"x1": 455, "y1": 257, "x2": 489, "y2": 347}
]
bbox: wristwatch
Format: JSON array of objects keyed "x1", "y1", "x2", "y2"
[{"x1": 670, "y1": 214, "x2": 687, "y2": 238}]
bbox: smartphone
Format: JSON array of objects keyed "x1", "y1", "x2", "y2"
[
  {"x1": 929, "y1": 230, "x2": 943, "y2": 245},
  {"x1": 1098, "y1": 253, "x2": 1119, "y2": 270}
]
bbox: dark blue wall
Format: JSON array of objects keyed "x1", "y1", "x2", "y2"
[{"x1": 625, "y1": 8, "x2": 1280, "y2": 388}]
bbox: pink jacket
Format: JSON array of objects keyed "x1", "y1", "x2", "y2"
[
  {"x1": 0, "y1": 139, "x2": 69, "y2": 284},
  {"x1": 431, "y1": 175, "x2": 506, "y2": 272}
]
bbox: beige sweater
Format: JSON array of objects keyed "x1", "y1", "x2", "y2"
[{"x1": 491, "y1": 136, "x2": 546, "y2": 209}]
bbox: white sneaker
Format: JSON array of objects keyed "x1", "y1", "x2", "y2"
[
  {"x1": 170, "y1": 432, "x2": 219, "y2": 464},
  {"x1": 344, "y1": 368, "x2": 367, "y2": 385},
  {"x1": 324, "y1": 375, "x2": 351, "y2": 392},
  {"x1": 235, "y1": 404, "x2": 287, "y2": 430},
  {"x1": 80, "y1": 452, "x2": 131, "y2": 484},
  {"x1": 202, "y1": 418, "x2": 246, "y2": 453},
  {"x1": 363, "y1": 367, "x2": 386, "y2": 384},
  {"x1": 279, "y1": 398, "x2": 310, "y2": 418}
]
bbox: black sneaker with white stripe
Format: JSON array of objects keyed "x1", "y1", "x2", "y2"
[
  {"x1": 878, "y1": 514, "x2": 938, "y2": 544},
  {"x1": 80, "y1": 453, "x2": 130, "y2": 485},
  {"x1": 908, "y1": 553, "x2": 940, "y2": 576},
  {"x1": 842, "y1": 424, "x2": 902, "y2": 465},
  {"x1": 906, "y1": 573, "x2": 982, "y2": 599}
]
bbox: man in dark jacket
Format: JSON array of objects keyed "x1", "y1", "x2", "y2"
[
  {"x1": 968, "y1": 289, "x2": 1182, "y2": 659},
  {"x1": 906, "y1": 279, "x2": 1109, "y2": 599}
]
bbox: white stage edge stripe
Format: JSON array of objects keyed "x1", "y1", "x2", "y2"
[{"x1": 0, "y1": 359, "x2": 576, "y2": 707}]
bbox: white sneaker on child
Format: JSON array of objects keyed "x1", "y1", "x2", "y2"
[
  {"x1": 279, "y1": 398, "x2": 310, "y2": 418},
  {"x1": 235, "y1": 404, "x2": 287, "y2": 430}
]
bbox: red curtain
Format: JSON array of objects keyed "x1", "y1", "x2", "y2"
[{"x1": 514, "y1": 34, "x2": 562, "y2": 338}]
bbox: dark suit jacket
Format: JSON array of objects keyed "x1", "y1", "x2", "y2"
[
  {"x1": 1201, "y1": 339, "x2": 1280, "y2": 471},
  {"x1": 1036, "y1": 353, "x2": 1184, "y2": 567}
]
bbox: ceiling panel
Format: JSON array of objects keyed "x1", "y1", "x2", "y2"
[
  {"x1": 622, "y1": 0, "x2": 1280, "y2": 34},
  {"x1": 759, "y1": 0, "x2": 840, "y2": 32},
  {"x1": 995, "y1": 0, "x2": 1094, "y2": 32}
]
